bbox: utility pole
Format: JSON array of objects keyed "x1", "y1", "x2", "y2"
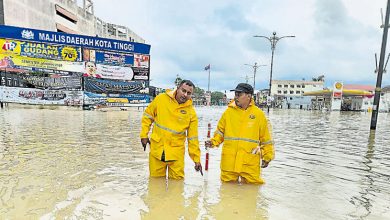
[{"x1": 370, "y1": 0, "x2": 390, "y2": 130}]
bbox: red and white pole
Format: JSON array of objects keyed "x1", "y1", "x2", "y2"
[{"x1": 205, "y1": 122, "x2": 211, "y2": 171}]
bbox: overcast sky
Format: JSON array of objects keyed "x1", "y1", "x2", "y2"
[{"x1": 90, "y1": 0, "x2": 389, "y2": 91}]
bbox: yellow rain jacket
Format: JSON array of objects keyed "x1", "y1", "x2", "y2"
[
  {"x1": 210, "y1": 100, "x2": 274, "y2": 178},
  {"x1": 140, "y1": 89, "x2": 200, "y2": 163}
]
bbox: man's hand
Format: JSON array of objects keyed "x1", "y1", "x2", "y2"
[
  {"x1": 261, "y1": 160, "x2": 270, "y2": 168},
  {"x1": 141, "y1": 138, "x2": 150, "y2": 151},
  {"x1": 194, "y1": 162, "x2": 203, "y2": 176},
  {"x1": 205, "y1": 140, "x2": 212, "y2": 148}
]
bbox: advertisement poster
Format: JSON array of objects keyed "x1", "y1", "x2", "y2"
[
  {"x1": 84, "y1": 78, "x2": 147, "y2": 94},
  {"x1": 0, "y1": 54, "x2": 84, "y2": 73},
  {"x1": 20, "y1": 75, "x2": 81, "y2": 90},
  {"x1": 132, "y1": 67, "x2": 150, "y2": 80},
  {"x1": 93, "y1": 50, "x2": 134, "y2": 66},
  {"x1": 95, "y1": 64, "x2": 133, "y2": 80},
  {"x1": 0, "y1": 87, "x2": 83, "y2": 106},
  {"x1": 134, "y1": 54, "x2": 149, "y2": 68},
  {"x1": 0, "y1": 38, "x2": 82, "y2": 61},
  {"x1": 83, "y1": 91, "x2": 150, "y2": 105}
]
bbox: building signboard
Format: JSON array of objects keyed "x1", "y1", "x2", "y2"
[{"x1": 0, "y1": 25, "x2": 151, "y2": 55}]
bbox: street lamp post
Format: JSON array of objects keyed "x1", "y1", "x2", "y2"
[
  {"x1": 254, "y1": 32, "x2": 295, "y2": 113},
  {"x1": 244, "y1": 62, "x2": 266, "y2": 92},
  {"x1": 244, "y1": 62, "x2": 266, "y2": 104}
]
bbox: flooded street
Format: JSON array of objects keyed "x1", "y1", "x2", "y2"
[{"x1": 1, "y1": 106, "x2": 390, "y2": 219}]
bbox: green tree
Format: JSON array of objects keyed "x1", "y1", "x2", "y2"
[
  {"x1": 211, "y1": 91, "x2": 225, "y2": 105},
  {"x1": 193, "y1": 87, "x2": 205, "y2": 97}
]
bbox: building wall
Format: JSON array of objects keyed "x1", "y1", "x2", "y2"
[
  {"x1": 1, "y1": 0, "x2": 145, "y2": 43},
  {"x1": 0, "y1": 0, "x2": 4, "y2": 25},
  {"x1": 271, "y1": 80, "x2": 324, "y2": 97}
]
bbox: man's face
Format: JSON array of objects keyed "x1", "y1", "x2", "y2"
[
  {"x1": 176, "y1": 83, "x2": 194, "y2": 104},
  {"x1": 234, "y1": 91, "x2": 250, "y2": 107}
]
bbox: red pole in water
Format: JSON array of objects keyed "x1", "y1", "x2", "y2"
[{"x1": 205, "y1": 122, "x2": 211, "y2": 171}]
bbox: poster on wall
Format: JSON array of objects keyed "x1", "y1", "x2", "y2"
[
  {"x1": 83, "y1": 49, "x2": 134, "y2": 66},
  {"x1": 84, "y1": 78, "x2": 147, "y2": 94},
  {"x1": 0, "y1": 87, "x2": 83, "y2": 106},
  {"x1": 83, "y1": 63, "x2": 134, "y2": 80},
  {"x1": 0, "y1": 38, "x2": 82, "y2": 61},
  {"x1": 19, "y1": 75, "x2": 82, "y2": 90},
  {"x1": 0, "y1": 54, "x2": 84, "y2": 73},
  {"x1": 83, "y1": 91, "x2": 150, "y2": 105},
  {"x1": 134, "y1": 54, "x2": 149, "y2": 68}
]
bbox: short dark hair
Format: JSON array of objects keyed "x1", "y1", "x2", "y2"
[{"x1": 178, "y1": 79, "x2": 195, "y2": 88}]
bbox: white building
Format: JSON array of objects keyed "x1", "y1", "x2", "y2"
[
  {"x1": 271, "y1": 79, "x2": 324, "y2": 97},
  {"x1": 0, "y1": 0, "x2": 145, "y2": 43},
  {"x1": 270, "y1": 79, "x2": 324, "y2": 108}
]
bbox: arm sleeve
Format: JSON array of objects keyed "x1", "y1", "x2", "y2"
[
  {"x1": 187, "y1": 108, "x2": 200, "y2": 163},
  {"x1": 210, "y1": 111, "x2": 226, "y2": 147},
  {"x1": 140, "y1": 96, "x2": 158, "y2": 138},
  {"x1": 260, "y1": 117, "x2": 275, "y2": 162}
]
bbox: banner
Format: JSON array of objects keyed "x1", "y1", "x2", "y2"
[
  {"x1": 0, "y1": 38, "x2": 82, "y2": 61},
  {"x1": 84, "y1": 78, "x2": 147, "y2": 94},
  {"x1": 95, "y1": 64, "x2": 133, "y2": 80},
  {"x1": 92, "y1": 49, "x2": 134, "y2": 66},
  {"x1": 20, "y1": 75, "x2": 81, "y2": 90},
  {"x1": 0, "y1": 87, "x2": 83, "y2": 106},
  {"x1": 0, "y1": 25, "x2": 151, "y2": 54},
  {"x1": 0, "y1": 54, "x2": 84, "y2": 73},
  {"x1": 132, "y1": 67, "x2": 150, "y2": 80},
  {"x1": 83, "y1": 91, "x2": 150, "y2": 105}
]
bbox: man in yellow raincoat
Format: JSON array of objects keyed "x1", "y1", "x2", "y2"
[
  {"x1": 140, "y1": 80, "x2": 202, "y2": 179},
  {"x1": 205, "y1": 83, "x2": 274, "y2": 184}
]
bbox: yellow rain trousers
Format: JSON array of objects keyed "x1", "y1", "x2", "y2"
[
  {"x1": 210, "y1": 100, "x2": 274, "y2": 184},
  {"x1": 140, "y1": 89, "x2": 200, "y2": 179}
]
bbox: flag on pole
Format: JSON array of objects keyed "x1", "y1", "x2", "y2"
[{"x1": 204, "y1": 64, "x2": 210, "y2": 71}]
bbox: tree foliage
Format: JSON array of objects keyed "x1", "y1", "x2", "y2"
[{"x1": 211, "y1": 91, "x2": 225, "y2": 104}]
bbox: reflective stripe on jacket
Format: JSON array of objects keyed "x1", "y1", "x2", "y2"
[
  {"x1": 140, "y1": 89, "x2": 200, "y2": 162},
  {"x1": 211, "y1": 100, "x2": 274, "y2": 173}
]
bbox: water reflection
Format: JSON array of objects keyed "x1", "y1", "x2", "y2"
[
  {"x1": 0, "y1": 107, "x2": 390, "y2": 219},
  {"x1": 206, "y1": 183, "x2": 268, "y2": 219}
]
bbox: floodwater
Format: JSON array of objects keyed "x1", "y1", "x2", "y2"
[{"x1": 0, "y1": 105, "x2": 390, "y2": 220}]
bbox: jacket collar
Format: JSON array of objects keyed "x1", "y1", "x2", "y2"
[
  {"x1": 228, "y1": 99, "x2": 255, "y2": 109},
  {"x1": 166, "y1": 89, "x2": 193, "y2": 107}
]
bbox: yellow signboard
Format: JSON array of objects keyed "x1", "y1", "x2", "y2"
[
  {"x1": 0, "y1": 38, "x2": 81, "y2": 61},
  {"x1": 0, "y1": 54, "x2": 84, "y2": 72},
  {"x1": 107, "y1": 98, "x2": 129, "y2": 103}
]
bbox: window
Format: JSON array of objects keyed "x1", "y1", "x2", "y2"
[
  {"x1": 278, "y1": 85, "x2": 282, "y2": 88},
  {"x1": 284, "y1": 85, "x2": 288, "y2": 88},
  {"x1": 296, "y1": 91, "x2": 301, "y2": 94},
  {"x1": 290, "y1": 91, "x2": 294, "y2": 94},
  {"x1": 283, "y1": 91, "x2": 287, "y2": 94},
  {"x1": 277, "y1": 90, "x2": 282, "y2": 94},
  {"x1": 297, "y1": 85, "x2": 301, "y2": 88},
  {"x1": 290, "y1": 85, "x2": 295, "y2": 88},
  {"x1": 302, "y1": 85, "x2": 305, "y2": 88}
]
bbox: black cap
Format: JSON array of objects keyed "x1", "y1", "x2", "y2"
[{"x1": 230, "y1": 83, "x2": 254, "y2": 94}]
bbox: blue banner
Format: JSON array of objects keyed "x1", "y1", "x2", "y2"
[
  {"x1": 95, "y1": 50, "x2": 134, "y2": 66},
  {"x1": 0, "y1": 25, "x2": 151, "y2": 54}
]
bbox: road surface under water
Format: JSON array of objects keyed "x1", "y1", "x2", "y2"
[{"x1": 0, "y1": 105, "x2": 389, "y2": 219}]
